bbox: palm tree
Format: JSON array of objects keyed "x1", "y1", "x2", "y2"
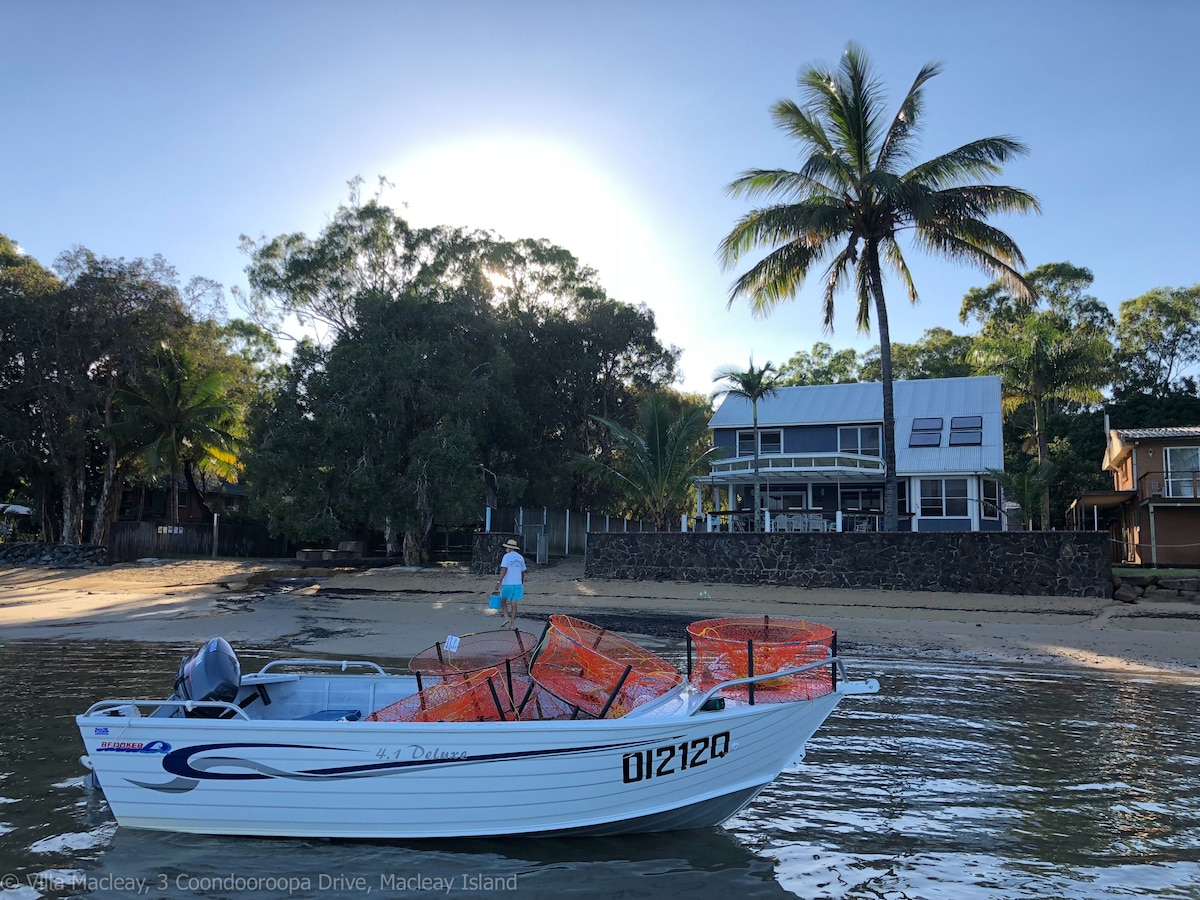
[
  {"x1": 972, "y1": 313, "x2": 1109, "y2": 528},
  {"x1": 989, "y1": 461, "x2": 1054, "y2": 531},
  {"x1": 712, "y1": 359, "x2": 782, "y2": 531},
  {"x1": 114, "y1": 351, "x2": 242, "y2": 523},
  {"x1": 718, "y1": 43, "x2": 1039, "y2": 531},
  {"x1": 573, "y1": 394, "x2": 721, "y2": 530}
]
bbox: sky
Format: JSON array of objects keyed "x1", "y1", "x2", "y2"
[{"x1": 4, "y1": 1, "x2": 1199, "y2": 395}]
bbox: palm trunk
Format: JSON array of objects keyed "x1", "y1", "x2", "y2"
[
  {"x1": 1035, "y1": 398, "x2": 1051, "y2": 530},
  {"x1": 751, "y1": 402, "x2": 761, "y2": 531},
  {"x1": 867, "y1": 250, "x2": 899, "y2": 532}
]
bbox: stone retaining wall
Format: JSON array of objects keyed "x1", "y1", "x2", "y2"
[
  {"x1": 582, "y1": 531, "x2": 1113, "y2": 598},
  {"x1": 0, "y1": 542, "x2": 107, "y2": 568},
  {"x1": 470, "y1": 533, "x2": 521, "y2": 576}
]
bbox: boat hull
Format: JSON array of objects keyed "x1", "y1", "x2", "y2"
[{"x1": 78, "y1": 693, "x2": 843, "y2": 839}]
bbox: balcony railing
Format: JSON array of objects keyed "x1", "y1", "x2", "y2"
[
  {"x1": 708, "y1": 452, "x2": 884, "y2": 477},
  {"x1": 1138, "y1": 470, "x2": 1200, "y2": 501}
]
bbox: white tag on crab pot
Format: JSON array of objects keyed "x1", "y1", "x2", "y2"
[{"x1": 443, "y1": 635, "x2": 461, "y2": 654}]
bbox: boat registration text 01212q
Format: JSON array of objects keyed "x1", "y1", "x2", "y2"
[{"x1": 621, "y1": 731, "x2": 730, "y2": 783}]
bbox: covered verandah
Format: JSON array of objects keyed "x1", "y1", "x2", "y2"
[{"x1": 689, "y1": 451, "x2": 890, "y2": 533}]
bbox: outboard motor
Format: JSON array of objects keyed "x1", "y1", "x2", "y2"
[{"x1": 172, "y1": 637, "x2": 241, "y2": 716}]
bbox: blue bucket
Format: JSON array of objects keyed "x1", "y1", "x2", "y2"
[{"x1": 489, "y1": 594, "x2": 502, "y2": 610}]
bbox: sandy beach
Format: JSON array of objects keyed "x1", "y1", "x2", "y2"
[{"x1": 1, "y1": 557, "x2": 1198, "y2": 678}]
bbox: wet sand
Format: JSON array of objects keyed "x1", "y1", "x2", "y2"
[{"x1": 1, "y1": 557, "x2": 1197, "y2": 677}]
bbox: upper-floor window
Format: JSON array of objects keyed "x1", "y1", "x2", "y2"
[
  {"x1": 839, "y1": 425, "x2": 880, "y2": 456},
  {"x1": 1166, "y1": 446, "x2": 1200, "y2": 497},
  {"x1": 737, "y1": 429, "x2": 782, "y2": 456},
  {"x1": 949, "y1": 415, "x2": 984, "y2": 446},
  {"x1": 909, "y1": 417, "x2": 943, "y2": 447}
]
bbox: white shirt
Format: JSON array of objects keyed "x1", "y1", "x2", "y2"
[{"x1": 499, "y1": 550, "x2": 527, "y2": 585}]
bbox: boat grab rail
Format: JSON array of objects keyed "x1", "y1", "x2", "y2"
[
  {"x1": 256, "y1": 659, "x2": 388, "y2": 675},
  {"x1": 688, "y1": 657, "x2": 879, "y2": 715},
  {"x1": 80, "y1": 699, "x2": 253, "y2": 720}
]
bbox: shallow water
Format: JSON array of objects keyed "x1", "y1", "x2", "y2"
[{"x1": 0, "y1": 641, "x2": 1197, "y2": 899}]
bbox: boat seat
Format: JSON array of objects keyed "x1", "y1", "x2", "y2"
[{"x1": 297, "y1": 709, "x2": 362, "y2": 722}]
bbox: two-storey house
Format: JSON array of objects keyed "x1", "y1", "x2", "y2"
[
  {"x1": 1069, "y1": 426, "x2": 1200, "y2": 566},
  {"x1": 699, "y1": 375, "x2": 1005, "y2": 533}
]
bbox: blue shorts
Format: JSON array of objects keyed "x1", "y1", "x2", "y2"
[{"x1": 499, "y1": 584, "x2": 524, "y2": 601}]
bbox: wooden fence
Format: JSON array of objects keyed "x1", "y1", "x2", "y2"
[{"x1": 108, "y1": 521, "x2": 293, "y2": 563}]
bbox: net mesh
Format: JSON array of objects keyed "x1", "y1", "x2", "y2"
[
  {"x1": 687, "y1": 616, "x2": 836, "y2": 702},
  {"x1": 529, "y1": 614, "x2": 683, "y2": 718},
  {"x1": 365, "y1": 666, "x2": 516, "y2": 723},
  {"x1": 510, "y1": 675, "x2": 595, "y2": 721},
  {"x1": 409, "y1": 629, "x2": 536, "y2": 680}
]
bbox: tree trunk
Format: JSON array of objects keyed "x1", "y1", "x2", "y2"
[
  {"x1": 184, "y1": 464, "x2": 215, "y2": 520},
  {"x1": 867, "y1": 250, "x2": 899, "y2": 533},
  {"x1": 91, "y1": 454, "x2": 122, "y2": 547},
  {"x1": 751, "y1": 401, "x2": 761, "y2": 531},
  {"x1": 91, "y1": 378, "x2": 118, "y2": 546},
  {"x1": 1035, "y1": 398, "x2": 1051, "y2": 530},
  {"x1": 384, "y1": 520, "x2": 401, "y2": 557},
  {"x1": 60, "y1": 459, "x2": 87, "y2": 546},
  {"x1": 402, "y1": 530, "x2": 422, "y2": 567}
]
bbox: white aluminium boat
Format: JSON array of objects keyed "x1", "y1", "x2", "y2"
[{"x1": 77, "y1": 616, "x2": 878, "y2": 839}]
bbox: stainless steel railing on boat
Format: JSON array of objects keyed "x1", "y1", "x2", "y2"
[
  {"x1": 256, "y1": 659, "x2": 389, "y2": 675},
  {"x1": 80, "y1": 699, "x2": 254, "y2": 719},
  {"x1": 687, "y1": 657, "x2": 879, "y2": 716}
]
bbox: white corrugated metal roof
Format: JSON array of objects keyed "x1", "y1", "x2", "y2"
[{"x1": 710, "y1": 376, "x2": 1004, "y2": 474}]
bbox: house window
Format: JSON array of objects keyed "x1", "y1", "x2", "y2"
[
  {"x1": 736, "y1": 430, "x2": 782, "y2": 456},
  {"x1": 949, "y1": 415, "x2": 984, "y2": 446},
  {"x1": 1166, "y1": 447, "x2": 1200, "y2": 497},
  {"x1": 981, "y1": 478, "x2": 999, "y2": 519},
  {"x1": 839, "y1": 425, "x2": 880, "y2": 456},
  {"x1": 909, "y1": 417, "x2": 943, "y2": 447},
  {"x1": 920, "y1": 478, "x2": 968, "y2": 517}
]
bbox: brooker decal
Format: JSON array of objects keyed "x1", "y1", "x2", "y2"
[{"x1": 96, "y1": 740, "x2": 171, "y2": 754}]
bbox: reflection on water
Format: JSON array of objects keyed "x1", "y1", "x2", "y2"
[
  {"x1": 0, "y1": 641, "x2": 1197, "y2": 898},
  {"x1": 731, "y1": 661, "x2": 1200, "y2": 899}
]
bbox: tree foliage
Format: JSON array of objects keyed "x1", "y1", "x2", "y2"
[
  {"x1": 241, "y1": 197, "x2": 678, "y2": 561},
  {"x1": 1113, "y1": 285, "x2": 1200, "y2": 399},
  {"x1": 966, "y1": 263, "x2": 1113, "y2": 528},
  {"x1": 573, "y1": 394, "x2": 719, "y2": 529}
]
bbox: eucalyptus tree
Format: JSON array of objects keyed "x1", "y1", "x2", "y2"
[
  {"x1": 712, "y1": 359, "x2": 783, "y2": 530},
  {"x1": 718, "y1": 43, "x2": 1039, "y2": 531},
  {"x1": 859, "y1": 327, "x2": 976, "y2": 382},
  {"x1": 1114, "y1": 285, "x2": 1200, "y2": 399},
  {"x1": 960, "y1": 261, "x2": 1114, "y2": 337},
  {"x1": 0, "y1": 246, "x2": 189, "y2": 544},
  {"x1": 573, "y1": 394, "x2": 720, "y2": 529},
  {"x1": 778, "y1": 342, "x2": 861, "y2": 386}
]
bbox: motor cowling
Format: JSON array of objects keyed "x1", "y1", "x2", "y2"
[{"x1": 173, "y1": 637, "x2": 241, "y2": 707}]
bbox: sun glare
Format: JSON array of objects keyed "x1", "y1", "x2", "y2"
[{"x1": 381, "y1": 137, "x2": 694, "y2": 334}]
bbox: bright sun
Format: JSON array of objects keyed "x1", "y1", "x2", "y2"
[
  {"x1": 382, "y1": 136, "x2": 674, "y2": 308},
  {"x1": 379, "y1": 135, "x2": 714, "y2": 391}
]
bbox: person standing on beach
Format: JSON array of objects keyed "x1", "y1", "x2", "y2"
[{"x1": 495, "y1": 538, "x2": 527, "y2": 628}]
